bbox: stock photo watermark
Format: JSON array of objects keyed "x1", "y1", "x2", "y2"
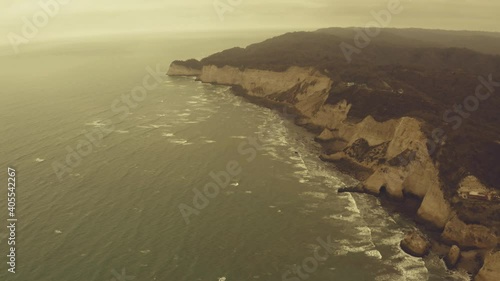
[
  {"x1": 397, "y1": 74, "x2": 500, "y2": 165},
  {"x1": 7, "y1": 0, "x2": 71, "y2": 54},
  {"x1": 282, "y1": 235, "x2": 335, "y2": 281},
  {"x1": 340, "y1": 0, "x2": 412, "y2": 63},
  {"x1": 6, "y1": 167, "x2": 17, "y2": 274},
  {"x1": 51, "y1": 64, "x2": 166, "y2": 181},
  {"x1": 110, "y1": 268, "x2": 135, "y2": 281},
  {"x1": 213, "y1": 0, "x2": 244, "y2": 21},
  {"x1": 178, "y1": 134, "x2": 265, "y2": 224}
]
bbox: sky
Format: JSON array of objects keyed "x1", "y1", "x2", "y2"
[{"x1": 0, "y1": 0, "x2": 499, "y2": 45}]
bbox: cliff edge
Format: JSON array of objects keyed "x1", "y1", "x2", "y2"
[{"x1": 167, "y1": 28, "x2": 500, "y2": 280}]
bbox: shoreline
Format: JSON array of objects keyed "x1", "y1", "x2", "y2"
[
  {"x1": 232, "y1": 82, "x2": 491, "y2": 278},
  {"x1": 167, "y1": 64, "x2": 499, "y2": 280}
]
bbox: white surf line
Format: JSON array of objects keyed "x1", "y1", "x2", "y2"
[
  {"x1": 340, "y1": 193, "x2": 383, "y2": 261},
  {"x1": 295, "y1": 150, "x2": 310, "y2": 174}
]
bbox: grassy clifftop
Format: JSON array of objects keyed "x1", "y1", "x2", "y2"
[
  {"x1": 197, "y1": 29, "x2": 500, "y2": 195},
  {"x1": 169, "y1": 28, "x2": 500, "y2": 276},
  {"x1": 170, "y1": 59, "x2": 203, "y2": 70},
  {"x1": 176, "y1": 29, "x2": 500, "y2": 206},
  {"x1": 201, "y1": 30, "x2": 500, "y2": 74}
]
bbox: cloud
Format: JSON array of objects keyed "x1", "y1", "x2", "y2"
[{"x1": 0, "y1": 0, "x2": 498, "y2": 44}]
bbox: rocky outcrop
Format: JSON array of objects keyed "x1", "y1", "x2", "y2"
[
  {"x1": 475, "y1": 251, "x2": 500, "y2": 281},
  {"x1": 166, "y1": 63, "x2": 461, "y2": 229},
  {"x1": 445, "y1": 245, "x2": 461, "y2": 269},
  {"x1": 442, "y1": 216, "x2": 497, "y2": 249},
  {"x1": 199, "y1": 65, "x2": 332, "y2": 117},
  {"x1": 167, "y1": 60, "x2": 202, "y2": 76},
  {"x1": 400, "y1": 231, "x2": 431, "y2": 257},
  {"x1": 458, "y1": 250, "x2": 484, "y2": 276},
  {"x1": 338, "y1": 184, "x2": 365, "y2": 194},
  {"x1": 167, "y1": 61, "x2": 498, "y2": 277},
  {"x1": 315, "y1": 128, "x2": 336, "y2": 142}
]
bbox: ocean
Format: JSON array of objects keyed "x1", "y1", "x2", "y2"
[{"x1": 0, "y1": 31, "x2": 469, "y2": 281}]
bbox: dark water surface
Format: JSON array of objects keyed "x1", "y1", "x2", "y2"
[{"x1": 0, "y1": 32, "x2": 468, "y2": 281}]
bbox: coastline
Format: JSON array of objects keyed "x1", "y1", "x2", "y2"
[{"x1": 167, "y1": 63, "x2": 499, "y2": 280}]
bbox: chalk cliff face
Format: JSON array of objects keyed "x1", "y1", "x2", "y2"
[
  {"x1": 199, "y1": 65, "x2": 332, "y2": 117},
  {"x1": 166, "y1": 64, "x2": 202, "y2": 76},
  {"x1": 172, "y1": 63, "x2": 453, "y2": 228},
  {"x1": 476, "y1": 251, "x2": 500, "y2": 281},
  {"x1": 168, "y1": 61, "x2": 498, "y2": 278}
]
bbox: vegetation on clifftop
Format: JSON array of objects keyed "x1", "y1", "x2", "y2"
[
  {"x1": 170, "y1": 59, "x2": 203, "y2": 70},
  {"x1": 177, "y1": 28, "x2": 500, "y2": 228}
]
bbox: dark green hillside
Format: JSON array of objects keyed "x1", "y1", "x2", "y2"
[
  {"x1": 194, "y1": 29, "x2": 500, "y2": 198},
  {"x1": 317, "y1": 27, "x2": 500, "y2": 56}
]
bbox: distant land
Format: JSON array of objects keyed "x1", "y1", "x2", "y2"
[{"x1": 168, "y1": 27, "x2": 500, "y2": 280}]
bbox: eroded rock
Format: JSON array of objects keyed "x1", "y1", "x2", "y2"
[
  {"x1": 457, "y1": 250, "x2": 484, "y2": 276},
  {"x1": 444, "y1": 245, "x2": 461, "y2": 269},
  {"x1": 400, "y1": 230, "x2": 431, "y2": 257},
  {"x1": 315, "y1": 128, "x2": 335, "y2": 142},
  {"x1": 475, "y1": 251, "x2": 500, "y2": 281},
  {"x1": 167, "y1": 60, "x2": 202, "y2": 76},
  {"x1": 337, "y1": 184, "x2": 364, "y2": 194},
  {"x1": 441, "y1": 216, "x2": 497, "y2": 249}
]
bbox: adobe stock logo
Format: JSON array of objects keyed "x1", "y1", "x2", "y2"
[
  {"x1": 178, "y1": 135, "x2": 265, "y2": 225},
  {"x1": 7, "y1": 0, "x2": 71, "y2": 54},
  {"x1": 340, "y1": 0, "x2": 413, "y2": 63},
  {"x1": 213, "y1": 0, "x2": 244, "y2": 21},
  {"x1": 282, "y1": 235, "x2": 336, "y2": 281},
  {"x1": 110, "y1": 268, "x2": 135, "y2": 281}
]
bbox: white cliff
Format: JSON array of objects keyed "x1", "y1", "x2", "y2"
[
  {"x1": 168, "y1": 62, "x2": 498, "y2": 277},
  {"x1": 167, "y1": 64, "x2": 201, "y2": 76},
  {"x1": 197, "y1": 64, "x2": 455, "y2": 227}
]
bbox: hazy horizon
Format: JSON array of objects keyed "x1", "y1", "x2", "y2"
[
  {"x1": 1, "y1": 0, "x2": 500, "y2": 48},
  {"x1": 1, "y1": 1, "x2": 500, "y2": 281}
]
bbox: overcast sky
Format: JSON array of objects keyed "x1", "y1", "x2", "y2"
[{"x1": 1, "y1": 0, "x2": 499, "y2": 45}]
